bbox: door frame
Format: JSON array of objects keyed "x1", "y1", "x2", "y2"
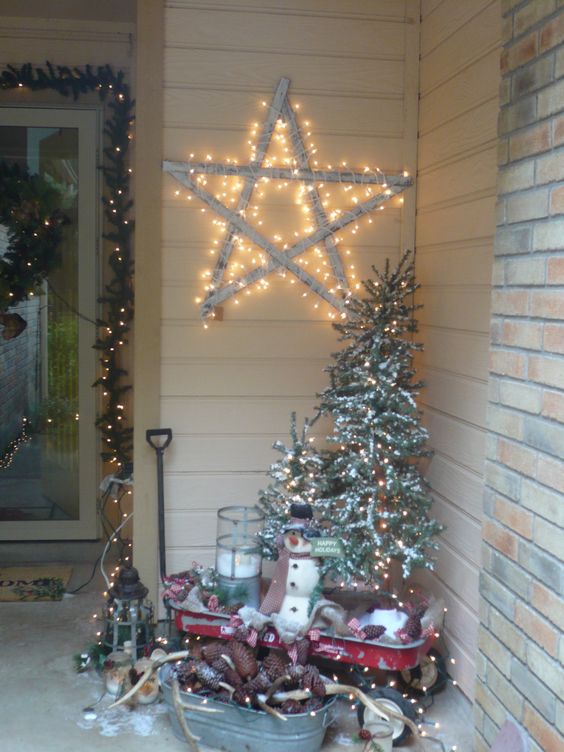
[{"x1": 0, "y1": 105, "x2": 101, "y2": 540}]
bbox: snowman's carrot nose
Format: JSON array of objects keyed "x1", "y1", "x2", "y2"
[{"x1": 288, "y1": 534, "x2": 299, "y2": 546}]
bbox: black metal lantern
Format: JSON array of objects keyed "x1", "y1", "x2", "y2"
[{"x1": 102, "y1": 565, "x2": 154, "y2": 656}]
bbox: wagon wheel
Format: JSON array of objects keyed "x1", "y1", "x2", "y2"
[
  {"x1": 357, "y1": 686, "x2": 418, "y2": 746},
  {"x1": 398, "y1": 649, "x2": 447, "y2": 695}
]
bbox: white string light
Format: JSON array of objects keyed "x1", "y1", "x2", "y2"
[{"x1": 163, "y1": 78, "x2": 412, "y2": 322}]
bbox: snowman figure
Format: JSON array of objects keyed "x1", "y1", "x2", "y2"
[{"x1": 259, "y1": 503, "x2": 321, "y2": 631}]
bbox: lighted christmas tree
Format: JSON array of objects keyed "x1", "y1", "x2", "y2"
[
  {"x1": 315, "y1": 250, "x2": 442, "y2": 587},
  {"x1": 258, "y1": 411, "x2": 326, "y2": 560},
  {"x1": 258, "y1": 251, "x2": 442, "y2": 590}
]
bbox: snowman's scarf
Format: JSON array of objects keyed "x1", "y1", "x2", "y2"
[{"x1": 260, "y1": 549, "x2": 315, "y2": 616}]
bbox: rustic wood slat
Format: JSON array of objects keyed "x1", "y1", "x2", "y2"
[
  {"x1": 165, "y1": 166, "x2": 409, "y2": 313},
  {"x1": 206, "y1": 77, "x2": 290, "y2": 302},
  {"x1": 164, "y1": 160, "x2": 411, "y2": 186},
  {"x1": 166, "y1": 168, "x2": 346, "y2": 311}
]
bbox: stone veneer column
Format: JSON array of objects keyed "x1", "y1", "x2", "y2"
[{"x1": 476, "y1": 2, "x2": 564, "y2": 751}]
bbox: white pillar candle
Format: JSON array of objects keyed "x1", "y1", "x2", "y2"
[{"x1": 216, "y1": 549, "x2": 261, "y2": 578}]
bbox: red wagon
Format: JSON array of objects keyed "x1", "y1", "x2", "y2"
[
  {"x1": 175, "y1": 606, "x2": 434, "y2": 671},
  {"x1": 172, "y1": 605, "x2": 443, "y2": 745}
]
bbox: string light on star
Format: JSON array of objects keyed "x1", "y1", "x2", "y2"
[{"x1": 163, "y1": 77, "x2": 412, "y2": 321}]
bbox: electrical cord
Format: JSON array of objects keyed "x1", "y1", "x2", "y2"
[
  {"x1": 68, "y1": 550, "x2": 104, "y2": 594},
  {"x1": 66, "y1": 482, "x2": 132, "y2": 594}
]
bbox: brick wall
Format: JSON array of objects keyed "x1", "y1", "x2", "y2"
[{"x1": 477, "y1": 2, "x2": 564, "y2": 750}]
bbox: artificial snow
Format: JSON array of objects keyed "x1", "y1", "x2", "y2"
[{"x1": 358, "y1": 607, "x2": 408, "y2": 637}]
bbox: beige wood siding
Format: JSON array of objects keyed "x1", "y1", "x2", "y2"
[
  {"x1": 0, "y1": 16, "x2": 134, "y2": 70},
  {"x1": 161, "y1": 0, "x2": 419, "y2": 573},
  {"x1": 414, "y1": 0, "x2": 500, "y2": 699}
]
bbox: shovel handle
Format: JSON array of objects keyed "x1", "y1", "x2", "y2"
[{"x1": 146, "y1": 428, "x2": 173, "y2": 451}]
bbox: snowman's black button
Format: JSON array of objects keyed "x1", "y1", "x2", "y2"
[
  {"x1": 292, "y1": 563, "x2": 299, "y2": 569},
  {"x1": 290, "y1": 607, "x2": 298, "y2": 613},
  {"x1": 290, "y1": 582, "x2": 296, "y2": 588}
]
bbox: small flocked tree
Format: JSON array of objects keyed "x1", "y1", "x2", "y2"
[
  {"x1": 315, "y1": 250, "x2": 442, "y2": 587},
  {"x1": 258, "y1": 411, "x2": 325, "y2": 560}
]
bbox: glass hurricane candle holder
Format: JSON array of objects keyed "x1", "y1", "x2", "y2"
[{"x1": 216, "y1": 505, "x2": 264, "y2": 608}]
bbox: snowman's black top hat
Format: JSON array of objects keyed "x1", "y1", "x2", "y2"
[{"x1": 282, "y1": 503, "x2": 320, "y2": 538}]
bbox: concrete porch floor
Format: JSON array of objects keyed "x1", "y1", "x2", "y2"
[{"x1": 0, "y1": 564, "x2": 475, "y2": 751}]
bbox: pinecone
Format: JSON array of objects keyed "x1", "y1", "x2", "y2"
[
  {"x1": 232, "y1": 685, "x2": 257, "y2": 707},
  {"x1": 225, "y1": 602, "x2": 244, "y2": 615},
  {"x1": 364, "y1": 624, "x2": 386, "y2": 641},
  {"x1": 303, "y1": 666, "x2": 326, "y2": 697},
  {"x1": 247, "y1": 670, "x2": 271, "y2": 693},
  {"x1": 176, "y1": 661, "x2": 196, "y2": 688},
  {"x1": 295, "y1": 638, "x2": 310, "y2": 665},
  {"x1": 311, "y1": 675, "x2": 326, "y2": 697},
  {"x1": 303, "y1": 697, "x2": 324, "y2": 713},
  {"x1": 285, "y1": 665, "x2": 305, "y2": 689},
  {"x1": 262, "y1": 652, "x2": 289, "y2": 680},
  {"x1": 195, "y1": 661, "x2": 223, "y2": 691},
  {"x1": 233, "y1": 625, "x2": 250, "y2": 642},
  {"x1": 201, "y1": 641, "x2": 226, "y2": 666},
  {"x1": 211, "y1": 657, "x2": 231, "y2": 675},
  {"x1": 223, "y1": 667, "x2": 243, "y2": 687},
  {"x1": 281, "y1": 699, "x2": 303, "y2": 715},
  {"x1": 302, "y1": 664, "x2": 320, "y2": 687},
  {"x1": 230, "y1": 641, "x2": 258, "y2": 680},
  {"x1": 405, "y1": 612, "x2": 422, "y2": 640}
]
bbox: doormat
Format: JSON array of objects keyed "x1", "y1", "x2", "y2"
[{"x1": 0, "y1": 566, "x2": 73, "y2": 601}]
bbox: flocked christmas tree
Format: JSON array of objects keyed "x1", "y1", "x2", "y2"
[
  {"x1": 258, "y1": 411, "x2": 326, "y2": 561},
  {"x1": 315, "y1": 250, "x2": 442, "y2": 587},
  {"x1": 259, "y1": 250, "x2": 442, "y2": 590}
]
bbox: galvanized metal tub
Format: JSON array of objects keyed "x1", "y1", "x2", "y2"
[{"x1": 159, "y1": 664, "x2": 336, "y2": 752}]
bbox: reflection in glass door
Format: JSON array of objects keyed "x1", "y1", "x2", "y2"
[{"x1": 0, "y1": 108, "x2": 98, "y2": 539}]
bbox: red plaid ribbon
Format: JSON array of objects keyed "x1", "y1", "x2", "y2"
[
  {"x1": 287, "y1": 643, "x2": 298, "y2": 664},
  {"x1": 207, "y1": 595, "x2": 219, "y2": 612},
  {"x1": 307, "y1": 628, "x2": 321, "y2": 643},
  {"x1": 228, "y1": 614, "x2": 258, "y2": 647},
  {"x1": 229, "y1": 614, "x2": 242, "y2": 629},
  {"x1": 348, "y1": 618, "x2": 367, "y2": 640}
]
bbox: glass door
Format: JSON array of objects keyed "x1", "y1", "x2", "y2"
[{"x1": 0, "y1": 107, "x2": 99, "y2": 539}]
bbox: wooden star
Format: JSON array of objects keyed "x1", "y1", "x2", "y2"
[{"x1": 163, "y1": 78, "x2": 412, "y2": 318}]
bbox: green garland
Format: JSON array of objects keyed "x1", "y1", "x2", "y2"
[{"x1": 0, "y1": 62, "x2": 134, "y2": 468}]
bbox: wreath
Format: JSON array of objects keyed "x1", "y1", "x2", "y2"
[{"x1": 0, "y1": 160, "x2": 69, "y2": 339}]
